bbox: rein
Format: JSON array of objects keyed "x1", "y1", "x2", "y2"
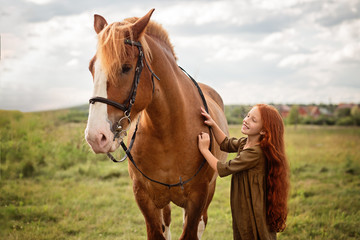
[{"x1": 89, "y1": 39, "x2": 212, "y2": 189}]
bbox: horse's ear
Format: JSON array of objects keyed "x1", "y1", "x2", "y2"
[
  {"x1": 132, "y1": 9, "x2": 155, "y2": 39},
  {"x1": 94, "y1": 14, "x2": 108, "y2": 34}
]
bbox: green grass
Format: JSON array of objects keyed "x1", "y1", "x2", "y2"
[{"x1": 1, "y1": 110, "x2": 359, "y2": 239}]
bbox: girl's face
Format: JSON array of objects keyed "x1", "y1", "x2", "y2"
[{"x1": 241, "y1": 106, "x2": 264, "y2": 137}]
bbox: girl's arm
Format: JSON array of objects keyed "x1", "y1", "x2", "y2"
[
  {"x1": 198, "y1": 132, "x2": 219, "y2": 173},
  {"x1": 201, "y1": 107, "x2": 227, "y2": 145}
]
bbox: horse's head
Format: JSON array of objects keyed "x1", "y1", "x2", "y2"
[{"x1": 85, "y1": 9, "x2": 156, "y2": 153}]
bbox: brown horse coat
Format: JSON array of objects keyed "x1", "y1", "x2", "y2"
[{"x1": 85, "y1": 9, "x2": 228, "y2": 240}]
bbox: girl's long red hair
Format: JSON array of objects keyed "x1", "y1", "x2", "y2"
[{"x1": 256, "y1": 104, "x2": 290, "y2": 232}]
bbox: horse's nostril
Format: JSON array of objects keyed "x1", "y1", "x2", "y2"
[{"x1": 100, "y1": 133, "x2": 107, "y2": 144}]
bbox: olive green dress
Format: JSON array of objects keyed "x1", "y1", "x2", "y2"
[{"x1": 217, "y1": 137, "x2": 276, "y2": 240}]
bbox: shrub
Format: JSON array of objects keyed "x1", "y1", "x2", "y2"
[
  {"x1": 336, "y1": 116, "x2": 354, "y2": 126},
  {"x1": 22, "y1": 161, "x2": 35, "y2": 178}
]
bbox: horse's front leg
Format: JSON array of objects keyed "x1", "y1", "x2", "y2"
[
  {"x1": 162, "y1": 203, "x2": 172, "y2": 239},
  {"x1": 133, "y1": 182, "x2": 167, "y2": 240},
  {"x1": 180, "y1": 183, "x2": 209, "y2": 240}
]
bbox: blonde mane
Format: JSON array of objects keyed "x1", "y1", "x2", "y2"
[{"x1": 97, "y1": 17, "x2": 177, "y2": 81}]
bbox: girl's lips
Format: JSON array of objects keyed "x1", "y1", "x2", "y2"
[{"x1": 242, "y1": 123, "x2": 249, "y2": 130}]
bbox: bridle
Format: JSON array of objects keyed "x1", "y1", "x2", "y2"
[
  {"x1": 89, "y1": 39, "x2": 212, "y2": 189},
  {"x1": 89, "y1": 39, "x2": 160, "y2": 142}
]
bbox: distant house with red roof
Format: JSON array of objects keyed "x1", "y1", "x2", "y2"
[
  {"x1": 336, "y1": 103, "x2": 356, "y2": 110},
  {"x1": 309, "y1": 106, "x2": 321, "y2": 118},
  {"x1": 278, "y1": 105, "x2": 291, "y2": 118},
  {"x1": 298, "y1": 106, "x2": 308, "y2": 117},
  {"x1": 335, "y1": 103, "x2": 357, "y2": 117},
  {"x1": 276, "y1": 103, "x2": 360, "y2": 120}
]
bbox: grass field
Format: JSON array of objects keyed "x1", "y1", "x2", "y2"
[{"x1": 0, "y1": 109, "x2": 359, "y2": 239}]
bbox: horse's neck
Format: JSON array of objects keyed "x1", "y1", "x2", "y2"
[{"x1": 143, "y1": 39, "x2": 195, "y2": 133}]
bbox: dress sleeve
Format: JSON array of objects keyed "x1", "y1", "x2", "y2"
[
  {"x1": 217, "y1": 147, "x2": 260, "y2": 177},
  {"x1": 220, "y1": 137, "x2": 246, "y2": 153}
]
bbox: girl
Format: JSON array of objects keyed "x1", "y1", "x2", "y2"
[{"x1": 198, "y1": 104, "x2": 289, "y2": 240}]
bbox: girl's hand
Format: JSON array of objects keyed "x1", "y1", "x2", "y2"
[
  {"x1": 201, "y1": 107, "x2": 216, "y2": 127},
  {"x1": 198, "y1": 132, "x2": 210, "y2": 153}
]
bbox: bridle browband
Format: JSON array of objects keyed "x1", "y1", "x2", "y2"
[{"x1": 89, "y1": 39, "x2": 212, "y2": 189}]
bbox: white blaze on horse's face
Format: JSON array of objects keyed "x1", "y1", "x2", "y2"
[{"x1": 85, "y1": 59, "x2": 118, "y2": 153}]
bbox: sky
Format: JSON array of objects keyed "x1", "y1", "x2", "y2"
[{"x1": 0, "y1": 0, "x2": 359, "y2": 112}]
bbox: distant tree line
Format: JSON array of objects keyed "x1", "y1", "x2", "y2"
[
  {"x1": 224, "y1": 105, "x2": 252, "y2": 125},
  {"x1": 225, "y1": 104, "x2": 360, "y2": 126},
  {"x1": 53, "y1": 103, "x2": 360, "y2": 126}
]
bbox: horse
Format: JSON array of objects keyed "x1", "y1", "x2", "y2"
[{"x1": 85, "y1": 9, "x2": 228, "y2": 240}]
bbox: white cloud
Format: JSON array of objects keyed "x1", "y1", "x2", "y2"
[
  {"x1": 0, "y1": 12, "x2": 95, "y2": 111},
  {"x1": 262, "y1": 53, "x2": 280, "y2": 61},
  {"x1": 24, "y1": 0, "x2": 55, "y2": 5},
  {"x1": 219, "y1": 80, "x2": 360, "y2": 105},
  {"x1": 261, "y1": 29, "x2": 297, "y2": 47},
  {"x1": 278, "y1": 54, "x2": 310, "y2": 68},
  {"x1": 331, "y1": 42, "x2": 360, "y2": 63},
  {"x1": 206, "y1": 47, "x2": 256, "y2": 62},
  {"x1": 0, "y1": 0, "x2": 359, "y2": 111},
  {"x1": 0, "y1": 33, "x2": 24, "y2": 59},
  {"x1": 156, "y1": 1, "x2": 247, "y2": 26},
  {"x1": 66, "y1": 58, "x2": 79, "y2": 67}
]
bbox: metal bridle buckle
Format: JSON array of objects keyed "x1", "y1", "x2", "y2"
[
  {"x1": 114, "y1": 113, "x2": 132, "y2": 143},
  {"x1": 110, "y1": 112, "x2": 132, "y2": 162}
]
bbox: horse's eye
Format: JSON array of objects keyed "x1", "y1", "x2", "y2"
[{"x1": 122, "y1": 64, "x2": 131, "y2": 74}]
